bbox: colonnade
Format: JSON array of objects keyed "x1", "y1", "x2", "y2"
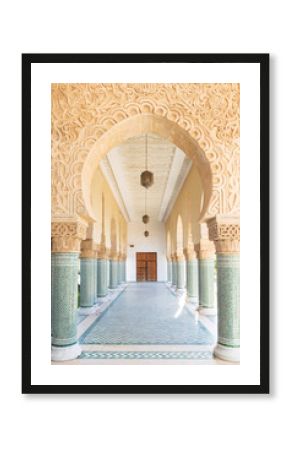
[
  {"x1": 51, "y1": 220, "x2": 127, "y2": 361},
  {"x1": 166, "y1": 216, "x2": 240, "y2": 362},
  {"x1": 51, "y1": 216, "x2": 239, "y2": 363}
]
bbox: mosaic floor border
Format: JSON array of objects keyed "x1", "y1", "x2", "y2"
[{"x1": 78, "y1": 350, "x2": 213, "y2": 360}]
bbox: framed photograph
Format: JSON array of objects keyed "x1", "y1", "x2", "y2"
[{"x1": 22, "y1": 53, "x2": 269, "y2": 394}]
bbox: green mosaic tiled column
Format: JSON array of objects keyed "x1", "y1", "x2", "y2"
[
  {"x1": 117, "y1": 260, "x2": 122, "y2": 285},
  {"x1": 97, "y1": 259, "x2": 108, "y2": 297},
  {"x1": 171, "y1": 259, "x2": 177, "y2": 287},
  {"x1": 216, "y1": 254, "x2": 240, "y2": 352},
  {"x1": 198, "y1": 257, "x2": 216, "y2": 313},
  {"x1": 107, "y1": 259, "x2": 110, "y2": 288},
  {"x1": 80, "y1": 258, "x2": 96, "y2": 313},
  {"x1": 51, "y1": 220, "x2": 87, "y2": 361},
  {"x1": 109, "y1": 259, "x2": 118, "y2": 289},
  {"x1": 207, "y1": 216, "x2": 240, "y2": 362},
  {"x1": 186, "y1": 258, "x2": 199, "y2": 305},
  {"x1": 51, "y1": 252, "x2": 81, "y2": 359},
  {"x1": 122, "y1": 260, "x2": 127, "y2": 282},
  {"x1": 167, "y1": 260, "x2": 172, "y2": 284},
  {"x1": 94, "y1": 259, "x2": 98, "y2": 303},
  {"x1": 176, "y1": 258, "x2": 186, "y2": 291}
]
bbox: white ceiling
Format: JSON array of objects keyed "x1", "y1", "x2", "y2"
[{"x1": 99, "y1": 134, "x2": 192, "y2": 223}]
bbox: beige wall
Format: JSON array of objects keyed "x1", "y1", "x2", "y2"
[
  {"x1": 165, "y1": 166, "x2": 203, "y2": 255},
  {"x1": 91, "y1": 167, "x2": 127, "y2": 254}
]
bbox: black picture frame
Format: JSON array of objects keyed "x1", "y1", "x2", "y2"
[{"x1": 22, "y1": 53, "x2": 269, "y2": 394}]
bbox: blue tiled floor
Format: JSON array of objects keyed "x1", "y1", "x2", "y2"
[
  {"x1": 80, "y1": 283, "x2": 214, "y2": 345},
  {"x1": 77, "y1": 314, "x2": 87, "y2": 325},
  {"x1": 207, "y1": 315, "x2": 217, "y2": 324}
]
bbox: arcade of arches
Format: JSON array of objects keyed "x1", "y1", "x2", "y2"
[{"x1": 51, "y1": 83, "x2": 240, "y2": 364}]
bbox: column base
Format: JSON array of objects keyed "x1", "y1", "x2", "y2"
[
  {"x1": 214, "y1": 343, "x2": 240, "y2": 362},
  {"x1": 97, "y1": 294, "x2": 111, "y2": 302},
  {"x1": 51, "y1": 342, "x2": 81, "y2": 361},
  {"x1": 199, "y1": 306, "x2": 217, "y2": 316},
  {"x1": 78, "y1": 305, "x2": 97, "y2": 315},
  {"x1": 176, "y1": 288, "x2": 186, "y2": 296},
  {"x1": 186, "y1": 296, "x2": 199, "y2": 309}
]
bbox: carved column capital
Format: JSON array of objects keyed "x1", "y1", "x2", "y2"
[
  {"x1": 51, "y1": 219, "x2": 87, "y2": 252},
  {"x1": 80, "y1": 239, "x2": 97, "y2": 259},
  {"x1": 96, "y1": 243, "x2": 108, "y2": 259},
  {"x1": 171, "y1": 253, "x2": 177, "y2": 262},
  {"x1": 108, "y1": 250, "x2": 119, "y2": 261},
  {"x1": 117, "y1": 252, "x2": 126, "y2": 261},
  {"x1": 207, "y1": 215, "x2": 240, "y2": 254},
  {"x1": 183, "y1": 247, "x2": 197, "y2": 261},
  {"x1": 176, "y1": 250, "x2": 185, "y2": 262},
  {"x1": 195, "y1": 239, "x2": 215, "y2": 259}
]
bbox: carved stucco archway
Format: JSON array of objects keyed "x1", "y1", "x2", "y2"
[
  {"x1": 52, "y1": 83, "x2": 240, "y2": 222},
  {"x1": 82, "y1": 113, "x2": 212, "y2": 222}
]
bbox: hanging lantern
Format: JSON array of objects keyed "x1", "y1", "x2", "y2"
[
  {"x1": 142, "y1": 214, "x2": 150, "y2": 224},
  {"x1": 144, "y1": 230, "x2": 149, "y2": 237},
  {"x1": 140, "y1": 135, "x2": 154, "y2": 189},
  {"x1": 140, "y1": 170, "x2": 154, "y2": 189}
]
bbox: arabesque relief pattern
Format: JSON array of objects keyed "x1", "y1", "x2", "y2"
[
  {"x1": 52, "y1": 83, "x2": 240, "y2": 220},
  {"x1": 207, "y1": 216, "x2": 240, "y2": 254},
  {"x1": 51, "y1": 220, "x2": 87, "y2": 252}
]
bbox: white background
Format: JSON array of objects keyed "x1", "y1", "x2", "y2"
[
  {"x1": 0, "y1": 1, "x2": 286, "y2": 449},
  {"x1": 127, "y1": 222, "x2": 167, "y2": 281}
]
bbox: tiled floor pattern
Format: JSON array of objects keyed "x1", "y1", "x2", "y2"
[
  {"x1": 77, "y1": 314, "x2": 87, "y2": 325},
  {"x1": 79, "y1": 350, "x2": 213, "y2": 360},
  {"x1": 207, "y1": 315, "x2": 218, "y2": 324},
  {"x1": 51, "y1": 284, "x2": 238, "y2": 365},
  {"x1": 76, "y1": 285, "x2": 128, "y2": 339},
  {"x1": 80, "y1": 283, "x2": 215, "y2": 345}
]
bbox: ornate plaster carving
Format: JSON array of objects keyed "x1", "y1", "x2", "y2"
[
  {"x1": 51, "y1": 219, "x2": 87, "y2": 252},
  {"x1": 108, "y1": 250, "x2": 119, "y2": 261},
  {"x1": 52, "y1": 83, "x2": 240, "y2": 221},
  {"x1": 207, "y1": 215, "x2": 240, "y2": 253},
  {"x1": 80, "y1": 239, "x2": 97, "y2": 259},
  {"x1": 96, "y1": 243, "x2": 108, "y2": 260},
  {"x1": 183, "y1": 247, "x2": 197, "y2": 261},
  {"x1": 195, "y1": 239, "x2": 216, "y2": 260}
]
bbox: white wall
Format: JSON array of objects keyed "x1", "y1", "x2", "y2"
[{"x1": 126, "y1": 221, "x2": 167, "y2": 281}]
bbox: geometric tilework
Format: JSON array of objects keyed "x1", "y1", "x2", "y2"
[
  {"x1": 78, "y1": 351, "x2": 213, "y2": 360},
  {"x1": 80, "y1": 282, "x2": 215, "y2": 345},
  {"x1": 77, "y1": 314, "x2": 87, "y2": 325},
  {"x1": 51, "y1": 253, "x2": 79, "y2": 346},
  {"x1": 206, "y1": 315, "x2": 218, "y2": 324}
]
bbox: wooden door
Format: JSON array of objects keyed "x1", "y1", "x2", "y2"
[{"x1": 136, "y1": 252, "x2": 157, "y2": 281}]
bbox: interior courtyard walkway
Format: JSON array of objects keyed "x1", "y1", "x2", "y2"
[{"x1": 53, "y1": 282, "x2": 222, "y2": 365}]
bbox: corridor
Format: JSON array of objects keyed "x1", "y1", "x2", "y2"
[{"x1": 73, "y1": 282, "x2": 217, "y2": 363}]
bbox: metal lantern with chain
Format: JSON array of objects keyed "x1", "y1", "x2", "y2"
[
  {"x1": 143, "y1": 181, "x2": 150, "y2": 237},
  {"x1": 140, "y1": 135, "x2": 154, "y2": 189},
  {"x1": 142, "y1": 214, "x2": 149, "y2": 224}
]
